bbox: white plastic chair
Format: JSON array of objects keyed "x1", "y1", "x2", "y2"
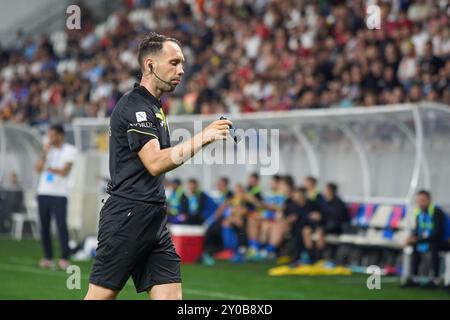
[
  {"x1": 368, "y1": 205, "x2": 393, "y2": 228},
  {"x1": 444, "y1": 252, "x2": 450, "y2": 286},
  {"x1": 10, "y1": 192, "x2": 40, "y2": 241}
]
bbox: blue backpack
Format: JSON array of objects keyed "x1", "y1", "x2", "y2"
[{"x1": 443, "y1": 212, "x2": 450, "y2": 242}]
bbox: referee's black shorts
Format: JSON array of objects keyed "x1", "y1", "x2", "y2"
[{"x1": 89, "y1": 196, "x2": 181, "y2": 293}]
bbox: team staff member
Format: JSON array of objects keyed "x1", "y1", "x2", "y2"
[
  {"x1": 85, "y1": 32, "x2": 232, "y2": 300},
  {"x1": 404, "y1": 190, "x2": 447, "y2": 287},
  {"x1": 35, "y1": 124, "x2": 77, "y2": 271}
]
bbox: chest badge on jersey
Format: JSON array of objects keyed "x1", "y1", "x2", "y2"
[
  {"x1": 155, "y1": 108, "x2": 167, "y2": 130},
  {"x1": 136, "y1": 111, "x2": 147, "y2": 122}
]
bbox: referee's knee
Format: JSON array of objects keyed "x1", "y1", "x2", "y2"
[
  {"x1": 149, "y1": 283, "x2": 182, "y2": 300},
  {"x1": 153, "y1": 291, "x2": 182, "y2": 300},
  {"x1": 84, "y1": 283, "x2": 119, "y2": 300}
]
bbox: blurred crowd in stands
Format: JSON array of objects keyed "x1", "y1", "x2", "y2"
[
  {"x1": 0, "y1": 0, "x2": 449, "y2": 126},
  {"x1": 164, "y1": 173, "x2": 350, "y2": 265}
]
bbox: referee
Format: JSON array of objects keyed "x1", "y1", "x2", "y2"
[{"x1": 85, "y1": 32, "x2": 232, "y2": 300}]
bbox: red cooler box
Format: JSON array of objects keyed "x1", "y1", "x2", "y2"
[{"x1": 169, "y1": 225, "x2": 206, "y2": 263}]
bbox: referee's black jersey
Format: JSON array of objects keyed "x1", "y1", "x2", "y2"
[{"x1": 107, "y1": 83, "x2": 171, "y2": 203}]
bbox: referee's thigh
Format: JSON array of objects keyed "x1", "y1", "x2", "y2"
[
  {"x1": 132, "y1": 214, "x2": 182, "y2": 294},
  {"x1": 89, "y1": 199, "x2": 153, "y2": 291}
]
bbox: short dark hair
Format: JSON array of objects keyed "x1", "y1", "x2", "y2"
[
  {"x1": 137, "y1": 32, "x2": 181, "y2": 70},
  {"x1": 282, "y1": 175, "x2": 295, "y2": 189},
  {"x1": 250, "y1": 172, "x2": 260, "y2": 181},
  {"x1": 326, "y1": 182, "x2": 338, "y2": 195},
  {"x1": 305, "y1": 176, "x2": 317, "y2": 185},
  {"x1": 188, "y1": 178, "x2": 198, "y2": 185},
  {"x1": 172, "y1": 178, "x2": 181, "y2": 186},
  {"x1": 49, "y1": 124, "x2": 64, "y2": 136},
  {"x1": 417, "y1": 189, "x2": 431, "y2": 199},
  {"x1": 219, "y1": 177, "x2": 229, "y2": 185},
  {"x1": 295, "y1": 187, "x2": 307, "y2": 196},
  {"x1": 272, "y1": 174, "x2": 281, "y2": 181}
]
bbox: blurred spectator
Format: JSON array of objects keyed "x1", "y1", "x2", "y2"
[
  {"x1": 244, "y1": 172, "x2": 264, "y2": 259},
  {"x1": 296, "y1": 186, "x2": 324, "y2": 263},
  {"x1": 166, "y1": 178, "x2": 189, "y2": 224},
  {"x1": 404, "y1": 190, "x2": 448, "y2": 288},
  {"x1": 420, "y1": 41, "x2": 444, "y2": 75},
  {"x1": 201, "y1": 177, "x2": 234, "y2": 265},
  {"x1": 0, "y1": 172, "x2": 25, "y2": 233},
  {"x1": 222, "y1": 183, "x2": 248, "y2": 262},
  {"x1": 397, "y1": 43, "x2": 418, "y2": 87},
  {"x1": 184, "y1": 178, "x2": 216, "y2": 225},
  {"x1": 320, "y1": 182, "x2": 350, "y2": 235},
  {"x1": 408, "y1": 82, "x2": 423, "y2": 102},
  {"x1": 259, "y1": 175, "x2": 285, "y2": 260},
  {"x1": 268, "y1": 175, "x2": 298, "y2": 262},
  {"x1": 303, "y1": 176, "x2": 324, "y2": 204}
]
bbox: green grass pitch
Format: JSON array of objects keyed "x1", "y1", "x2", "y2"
[{"x1": 0, "y1": 237, "x2": 449, "y2": 300}]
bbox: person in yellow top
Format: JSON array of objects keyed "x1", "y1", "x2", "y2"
[
  {"x1": 224, "y1": 184, "x2": 248, "y2": 232},
  {"x1": 220, "y1": 183, "x2": 249, "y2": 262},
  {"x1": 244, "y1": 173, "x2": 264, "y2": 259}
]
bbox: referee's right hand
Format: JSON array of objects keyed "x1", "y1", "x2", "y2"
[{"x1": 202, "y1": 119, "x2": 233, "y2": 145}]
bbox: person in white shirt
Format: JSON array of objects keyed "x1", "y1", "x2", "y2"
[{"x1": 35, "y1": 124, "x2": 77, "y2": 270}]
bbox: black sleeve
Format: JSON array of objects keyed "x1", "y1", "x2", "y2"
[
  {"x1": 310, "y1": 200, "x2": 321, "y2": 213},
  {"x1": 180, "y1": 194, "x2": 189, "y2": 215},
  {"x1": 283, "y1": 200, "x2": 296, "y2": 218},
  {"x1": 122, "y1": 106, "x2": 160, "y2": 152},
  {"x1": 429, "y1": 208, "x2": 446, "y2": 243},
  {"x1": 316, "y1": 193, "x2": 325, "y2": 207},
  {"x1": 198, "y1": 193, "x2": 208, "y2": 216},
  {"x1": 282, "y1": 200, "x2": 289, "y2": 217},
  {"x1": 413, "y1": 215, "x2": 419, "y2": 238},
  {"x1": 298, "y1": 205, "x2": 309, "y2": 221},
  {"x1": 186, "y1": 194, "x2": 206, "y2": 225},
  {"x1": 339, "y1": 199, "x2": 351, "y2": 223},
  {"x1": 323, "y1": 199, "x2": 348, "y2": 222}
]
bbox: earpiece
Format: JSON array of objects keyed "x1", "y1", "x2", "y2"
[{"x1": 148, "y1": 63, "x2": 173, "y2": 86}]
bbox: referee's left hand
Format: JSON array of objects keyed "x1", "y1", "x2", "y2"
[{"x1": 202, "y1": 119, "x2": 233, "y2": 145}]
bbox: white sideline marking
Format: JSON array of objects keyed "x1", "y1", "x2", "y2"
[{"x1": 0, "y1": 263, "x2": 252, "y2": 300}]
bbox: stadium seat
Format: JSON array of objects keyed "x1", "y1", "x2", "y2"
[
  {"x1": 10, "y1": 192, "x2": 39, "y2": 241},
  {"x1": 388, "y1": 206, "x2": 406, "y2": 229},
  {"x1": 324, "y1": 234, "x2": 340, "y2": 245},
  {"x1": 328, "y1": 203, "x2": 410, "y2": 251},
  {"x1": 354, "y1": 203, "x2": 377, "y2": 228},
  {"x1": 445, "y1": 252, "x2": 450, "y2": 286},
  {"x1": 369, "y1": 205, "x2": 393, "y2": 229},
  {"x1": 347, "y1": 203, "x2": 360, "y2": 219}
]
